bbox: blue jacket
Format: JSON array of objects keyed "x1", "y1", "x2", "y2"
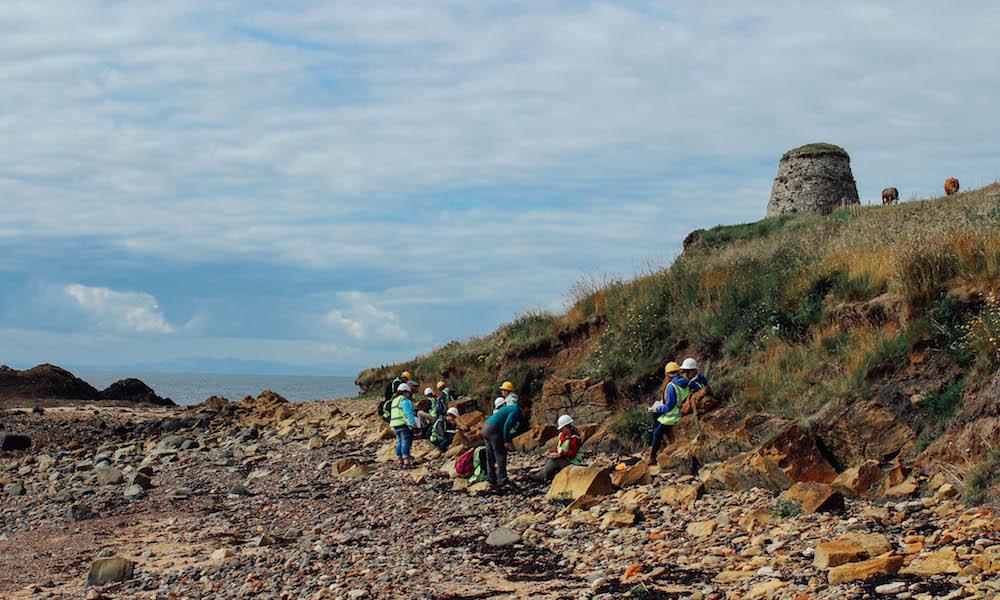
[
  {"x1": 688, "y1": 373, "x2": 708, "y2": 394},
  {"x1": 655, "y1": 376, "x2": 689, "y2": 414},
  {"x1": 486, "y1": 403, "x2": 521, "y2": 443}
]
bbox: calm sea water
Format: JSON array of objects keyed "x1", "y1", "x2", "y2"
[{"x1": 79, "y1": 371, "x2": 359, "y2": 407}]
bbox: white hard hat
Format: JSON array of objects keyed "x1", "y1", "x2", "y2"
[
  {"x1": 556, "y1": 414, "x2": 574, "y2": 430},
  {"x1": 494, "y1": 397, "x2": 505, "y2": 409},
  {"x1": 446, "y1": 407, "x2": 460, "y2": 418},
  {"x1": 423, "y1": 387, "x2": 434, "y2": 396},
  {"x1": 681, "y1": 357, "x2": 699, "y2": 371},
  {"x1": 396, "y1": 383, "x2": 410, "y2": 393}
]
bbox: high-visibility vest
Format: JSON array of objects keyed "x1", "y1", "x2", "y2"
[
  {"x1": 657, "y1": 382, "x2": 687, "y2": 426},
  {"x1": 558, "y1": 433, "x2": 583, "y2": 465},
  {"x1": 389, "y1": 395, "x2": 410, "y2": 428}
]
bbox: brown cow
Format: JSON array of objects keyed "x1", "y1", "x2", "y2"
[
  {"x1": 945, "y1": 178, "x2": 960, "y2": 196},
  {"x1": 882, "y1": 187, "x2": 899, "y2": 205}
]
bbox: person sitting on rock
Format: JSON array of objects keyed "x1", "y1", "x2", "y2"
[
  {"x1": 681, "y1": 357, "x2": 708, "y2": 393},
  {"x1": 426, "y1": 386, "x2": 447, "y2": 421},
  {"x1": 384, "y1": 371, "x2": 411, "y2": 403},
  {"x1": 436, "y1": 380, "x2": 458, "y2": 406},
  {"x1": 647, "y1": 362, "x2": 689, "y2": 466},
  {"x1": 530, "y1": 414, "x2": 582, "y2": 481},
  {"x1": 413, "y1": 385, "x2": 436, "y2": 435},
  {"x1": 430, "y1": 407, "x2": 460, "y2": 452},
  {"x1": 388, "y1": 383, "x2": 418, "y2": 468},
  {"x1": 482, "y1": 397, "x2": 531, "y2": 489},
  {"x1": 499, "y1": 380, "x2": 519, "y2": 406}
]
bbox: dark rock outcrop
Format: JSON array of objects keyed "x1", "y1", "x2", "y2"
[
  {"x1": 0, "y1": 364, "x2": 100, "y2": 401},
  {"x1": 1, "y1": 434, "x2": 32, "y2": 451},
  {"x1": 0, "y1": 364, "x2": 174, "y2": 406},
  {"x1": 99, "y1": 378, "x2": 174, "y2": 406}
]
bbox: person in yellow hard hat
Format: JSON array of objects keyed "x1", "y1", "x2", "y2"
[
  {"x1": 384, "y1": 371, "x2": 411, "y2": 404},
  {"x1": 437, "y1": 379, "x2": 458, "y2": 407},
  {"x1": 499, "y1": 380, "x2": 519, "y2": 406},
  {"x1": 647, "y1": 361, "x2": 689, "y2": 466}
]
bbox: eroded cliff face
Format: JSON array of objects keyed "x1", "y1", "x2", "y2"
[{"x1": 920, "y1": 366, "x2": 1000, "y2": 466}]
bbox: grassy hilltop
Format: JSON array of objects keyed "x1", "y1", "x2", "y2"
[{"x1": 359, "y1": 184, "x2": 1000, "y2": 455}]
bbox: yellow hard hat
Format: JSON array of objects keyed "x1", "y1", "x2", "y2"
[
  {"x1": 499, "y1": 381, "x2": 515, "y2": 392},
  {"x1": 401, "y1": 371, "x2": 412, "y2": 380},
  {"x1": 664, "y1": 362, "x2": 681, "y2": 375},
  {"x1": 436, "y1": 380, "x2": 446, "y2": 390}
]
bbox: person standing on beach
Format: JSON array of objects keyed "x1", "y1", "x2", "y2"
[
  {"x1": 388, "y1": 383, "x2": 418, "y2": 468},
  {"x1": 481, "y1": 397, "x2": 530, "y2": 489}
]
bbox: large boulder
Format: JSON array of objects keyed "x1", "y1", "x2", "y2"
[
  {"x1": 534, "y1": 377, "x2": 615, "y2": 428},
  {"x1": 704, "y1": 424, "x2": 837, "y2": 491},
  {"x1": 0, "y1": 364, "x2": 100, "y2": 401},
  {"x1": 512, "y1": 425, "x2": 557, "y2": 451},
  {"x1": 455, "y1": 411, "x2": 486, "y2": 432},
  {"x1": 779, "y1": 482, "x2": 844, "y2": 514},
  {"x1": 100, "y1": 378, "x2": 174, "y2": 406},
  {"x1": 546, "y1": 466, "x2": 613, "y2": 502},
  {"x1": 831, "y1": 460, "x2": 883, "y2": 497},
  {"x1": 812, "y1": 399, "x2": 915, "y2": 469},
  {"x1": 611, "y1": 461, "x2": 652, "y2": 488},
  {"x1": 766, "y1": 143, "x2": 859, "y2": 217}
]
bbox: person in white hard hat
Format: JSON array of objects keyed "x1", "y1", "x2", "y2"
[
  {"x1": 680, "y1": 357, "x2": 708, "y2": 393},
  {"x1": 431, "y1": 406, "x2": 460, "y2": 451},
  {"x1": 387, "y1": 383, "x2": 418, "y2": 468},
  {"x1": 530, "y1": 414, "x2": 583, "y2": 481},
  {"x1": 492, "y1": 397, "x2": 506, "y2": 414}
]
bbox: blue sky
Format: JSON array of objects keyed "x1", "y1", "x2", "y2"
[{"x1": 2, "y1": 1, "x2": 999, "y2": 375}]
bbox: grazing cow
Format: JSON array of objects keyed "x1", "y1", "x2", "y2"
[
  {"x1": 882, "y1": 187, "x2": 899, "y2": 205},
  {"x1": 945, "y1": 178, "x2": 960, "y2": 196}
]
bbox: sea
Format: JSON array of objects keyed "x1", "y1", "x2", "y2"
[{"x1": 78, "y1": 371, "x2": 359, "y2": 407}]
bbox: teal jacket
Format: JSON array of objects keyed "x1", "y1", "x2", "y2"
[{"x1": 485, "y1": 403, "x2": 521, "y2": 444}]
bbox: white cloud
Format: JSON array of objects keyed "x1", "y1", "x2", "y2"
[
  {"x1": 2, "y1": 2, "x2": 1000, "y2": 370},
  {"x1": 65, "y1": 283, "x2": 175, "y2": 334},
  {"x1": 324, "y1": 294, "x2": 407, "y2": 342}
]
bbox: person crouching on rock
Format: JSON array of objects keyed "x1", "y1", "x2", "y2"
[
  {"x1": 499, "y1": 380, "x2": 519, "y2": 406},
  {"x1": 530, "y1": 414, "x2": 582, "y2": 481},
  {"x1": 389, "y1": 383, "x2": 418, "y2": 468},
  {"x1": 431, "y1": 407, "x2": 460, "y2": 452},
  {"x1": 482, "y1": 397, "x2": 531, "y2": 489},
  {"x1": 647, "y1": 362, "x2": 688, "y2": 466}
]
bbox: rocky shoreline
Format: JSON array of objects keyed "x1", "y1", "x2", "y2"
[{"x1": 1, "y1": 392, "x2": 998, "y2": 599}]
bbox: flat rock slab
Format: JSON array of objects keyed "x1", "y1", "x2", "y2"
[
  {"x1": 87, "y1": 557, "x2": 135, "y2": 586},
  {"x1": 485, "y1": 527, "x2": 521, "y2": 547}
]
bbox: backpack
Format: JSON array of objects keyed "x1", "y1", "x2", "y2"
[
  {"x1": 469, "y1": 446, "x2": 488, "y2": 483},
  {"x1": 455, "y1": 447, "x2": 477, "y2": 477},
  {"x1": 378, "y1": 397, "x2": 393, "y2": 423}
]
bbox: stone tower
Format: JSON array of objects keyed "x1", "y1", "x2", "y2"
[{"x1": 767, "y1": 143, "x2": 859, "y2": 217}]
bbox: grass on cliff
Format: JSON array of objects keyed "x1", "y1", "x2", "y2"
[
  {"x1": 359, "y1": 184, "x2": 1000, "y2": 426},
  {"x1": 962, "y1": 447, "x2": 1000, "y2": 506}
]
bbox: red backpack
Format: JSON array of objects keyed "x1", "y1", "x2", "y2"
[{"x1": 455, "y1": 447, "x2": 477, "y2": 477}]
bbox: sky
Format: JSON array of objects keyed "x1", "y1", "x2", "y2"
[{"x1": 2, "y1": 2, "x2": 999, "y2": 375}]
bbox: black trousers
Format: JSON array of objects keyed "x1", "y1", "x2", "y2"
[{"x1": 482, "y1": 423, "x2": 509, "y2": 485}]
